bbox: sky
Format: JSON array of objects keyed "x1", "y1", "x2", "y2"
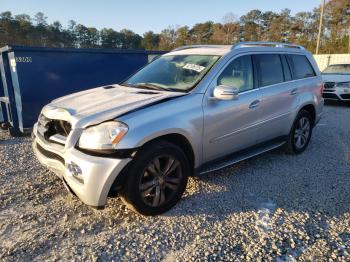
[{"x1": 2, "y1": 0, "x2": 321, "y2": 35}]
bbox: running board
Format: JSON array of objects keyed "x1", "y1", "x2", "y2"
[{"x1": 198, "y1": 140, "x2": 286, "y2": 175}]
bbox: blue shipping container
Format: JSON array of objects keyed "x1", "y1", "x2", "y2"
[{"x1": 0, "y1": 45, "x2": 165, "y2": 136}]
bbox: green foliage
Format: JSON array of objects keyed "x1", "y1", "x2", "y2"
[{"x1": 0, "y1": 0, "x2": 349, "y2": 53}]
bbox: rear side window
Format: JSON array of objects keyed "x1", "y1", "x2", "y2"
[
  {"x1": 255, "y1": 54, "x2": 284, "y2": 87},
  {"x1": 288, "y1": 54, "x2": 316, "y2": 79}
]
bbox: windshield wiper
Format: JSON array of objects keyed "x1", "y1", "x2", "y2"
[
  {"x1": 130, "y1": 83, "x2": 185, "y2": 93},
  {"x1": 128, "y1": 82, "x2": 164, "y2": 91}
]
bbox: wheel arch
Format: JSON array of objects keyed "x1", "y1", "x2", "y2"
[
  {"x1": 108, "y1": 132, "x2": 196, "y2": 198},
  {"x1": 299, "y1": 104, "x2": 316, "y2": 126}
]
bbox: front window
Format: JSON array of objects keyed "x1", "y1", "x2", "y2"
[
  {"x1": 322, "y1": 64, "x2": 350, "y2": 75},
  {"x1": 217, "y1": 55, "x2": 254, "y2": 92},
  {"x1": 123, "y1": 55, "x2": 220, "y2": 92}
]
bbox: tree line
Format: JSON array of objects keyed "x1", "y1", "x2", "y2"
[{"x1": 0, "y1": 0, "x2": 349, "y2": 53}]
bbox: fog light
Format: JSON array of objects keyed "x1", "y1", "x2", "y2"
[{"x1": 67, "y1": 162, "x2": 84, "y2": 183}]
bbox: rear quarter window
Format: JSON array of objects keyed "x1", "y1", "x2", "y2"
[
  {"x1": 281, "y1": 55, "x2": 292, "y2": 81},
  {"x1": 288, "y1": 54, "x2": 316, "y2": 80}
]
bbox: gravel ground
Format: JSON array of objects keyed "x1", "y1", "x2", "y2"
[{"x1": 0, "y1": 103, "x2": 349, "y2": 261}]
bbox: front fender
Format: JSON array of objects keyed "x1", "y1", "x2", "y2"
[{"x1": 116, "y1": 94, "x2": 204, "y2": 168}]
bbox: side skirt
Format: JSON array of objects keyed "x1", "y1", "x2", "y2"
[{"x1": 196, "y1": 136, "x2": 287, "y2": 175}]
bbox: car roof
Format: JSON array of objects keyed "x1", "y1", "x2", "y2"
[{"x1": 164, "y1": 42, "x2": 306, "y2": 57}]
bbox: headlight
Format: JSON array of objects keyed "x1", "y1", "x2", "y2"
[
  {"x1": 78, "y1": 121, "x2": 128, "y2": 152},
  {"x1": 335, "y1": 82, "x2": 350, "y2": 88}
]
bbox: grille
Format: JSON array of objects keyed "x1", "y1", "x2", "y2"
[
  {"x1": 37, "y1": 114, "x2": 71, "y2": 142},
  {"x1": 36, "y1": 143, "x2": 65, "y2": 165},
  {"x1": 324, "y1": 82, "x2": 335, "y2": 90}
]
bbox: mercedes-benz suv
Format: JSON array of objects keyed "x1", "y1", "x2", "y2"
[{"x1": 32, "y1": 42, "x2": 324, "y2": 215}]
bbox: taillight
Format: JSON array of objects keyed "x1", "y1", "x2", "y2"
[{"x1": 320, "y1": 83, "x2": 324, "y2": 95}]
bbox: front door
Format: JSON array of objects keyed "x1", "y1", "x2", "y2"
[{"x1": 202, "y1": 54, "x2": 261, "y2": 163}]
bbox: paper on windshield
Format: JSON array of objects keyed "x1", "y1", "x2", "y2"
[{"x1": 183, "y1": 63, "x2": 205, "y2": 73}]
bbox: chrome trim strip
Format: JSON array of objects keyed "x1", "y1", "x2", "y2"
[
  {"x1": 49, "y1": 134, "x2": 67, "y2": 145},
  {"x1": 37, "y1": 124, "x2": 47, "y2": 137},
  {"x1": 35, "y1": 134, "x2": 65, "y2": 156}
]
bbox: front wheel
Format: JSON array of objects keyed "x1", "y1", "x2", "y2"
[
  {"x1": 285, "y1": 110, "x2": 313, "y2": 154},
  {"x1": 120, "y1": 141, "x2": 190, "y2": 216}
]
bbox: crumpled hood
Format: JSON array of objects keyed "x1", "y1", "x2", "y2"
[
  {"x1": 42, "y1": 84, "x2": 183, "y2": 128},
  {"x1": 322, "y1": 74, "x2": 350, "y2": 83}
]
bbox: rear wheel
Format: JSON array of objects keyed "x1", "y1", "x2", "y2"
[
  {"x1": 120, "y1": 140, "x2": 190, "y2": 216},
  {"x1": 285, "y1": 110, "x2": 313, "y2": 154}
]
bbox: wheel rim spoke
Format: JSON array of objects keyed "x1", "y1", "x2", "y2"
[
  {"x1": 297, "y1": 136, "x2": 302, "y2": 147},
  {"x1": 152, "y1": 186, "x2": 161, "y2": 206},
  {"x1": 164, "y1": 159, "x2": 180, "y2": 176},
  {"x1": 159, "y1": 188, "x2": 166, "y2": 205},
  {"x1": 146, "y1": 164, "x2": 157, "y2": 176},
  {"x1": 164, "y1": 182, "x2": 178, "y2": 191},
  {"x1": 153, "y1": 157, "x2": 161, "y2": 173},
  {"x1": 141, "y1": 183, "x2": 156, "y2": 197},
  {"x1": 140, "y1": 180, "x2": 155, "y2": 191},
  {"x1": 165, "y1": 177, "x2": 181, "y2": 185},
  {"x1": 163, "y1": 157, "x2": 175, "y2": 174}
]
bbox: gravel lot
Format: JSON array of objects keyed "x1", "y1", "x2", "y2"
[{"x1": 0, "y1": 103, "x2": 349, "y2": 261}]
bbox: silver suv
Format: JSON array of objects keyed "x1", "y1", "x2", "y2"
[{"x1": 33, "y1": 42, "x2": 324, "y2": 215}]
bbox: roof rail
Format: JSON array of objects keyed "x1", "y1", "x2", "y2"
[
  {"x1": 172, "y1": 45, "x2": 231, "y2": 52},
  {"x1": 171, "y1": 42, "x2": 305, "y2": 53},
  {"x1": 233, "y1": 42, "x2": 305, "y2": 50}
]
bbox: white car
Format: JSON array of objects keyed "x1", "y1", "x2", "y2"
[{"x1": 322, "y1": 64, "x2": 350, "y2": 104}]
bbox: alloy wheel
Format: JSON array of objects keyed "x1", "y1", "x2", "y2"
[
  {"x1": 294, "y1": 116, "x2": 311, "y2": 149},
  {"x1": 139, "y1": 155, "x2": 183, "y2": 207}
]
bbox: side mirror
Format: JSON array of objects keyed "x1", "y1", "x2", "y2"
[{"x1": 211, "y1": 85, "x2": 239, "y2": 101}]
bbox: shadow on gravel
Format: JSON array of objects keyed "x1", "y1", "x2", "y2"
[{"x1": 168, "y1": 146, "x2": 350, "y2": 219}]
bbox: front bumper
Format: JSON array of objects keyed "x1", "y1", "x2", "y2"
[
  {"x1": 32, "y1": 129, "x2": 131, "y2": 208},
  {"x1": 323, "y1": 87, "x2": 350, "y2": 101}
]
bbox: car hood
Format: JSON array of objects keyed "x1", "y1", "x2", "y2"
[
  {"x1": 42, "y1": 84, "x2": 184, "y2": 128},
  {"x1": 322, "y1": 74, "x2": 350, "y2": 82}
]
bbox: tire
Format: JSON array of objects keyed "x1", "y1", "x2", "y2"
[
  {"x1": 120, "y1": 140, "x2": 190, "y2": 216},
  {"x1": 285, "y1": 110, "x2": 313, "y2": 154}
]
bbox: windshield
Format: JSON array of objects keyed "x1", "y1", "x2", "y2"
[
  {"x1": 322, "y1": 64, "x2": 350, "y2": 75},
  {"x1": 123, "y1": 55, "x2": 220, "y2": 92}
]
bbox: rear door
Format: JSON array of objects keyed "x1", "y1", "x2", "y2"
[{"x1": 254, "y1": 53, "x2": 298, "y2": 143}]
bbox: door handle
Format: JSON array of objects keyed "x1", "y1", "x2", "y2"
[
  {"x1": 249, "y1": 100, "x2": 260, "y2": 109},
  {"x1": 290, "y1": 88, "x2": 298, "y2": 95}
]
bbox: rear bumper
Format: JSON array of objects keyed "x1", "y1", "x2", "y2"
[{"x1": 33, "y1": 135, "x2": 131, "y2": 207}]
